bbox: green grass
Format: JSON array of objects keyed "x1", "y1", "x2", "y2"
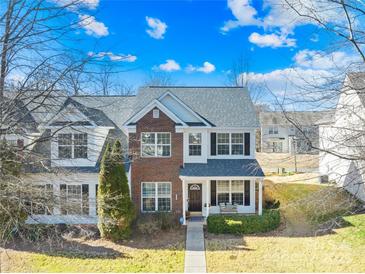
[
  {"x1": 2, "y1": 248, "x2": 184, "y2": 272},
  {"x1": 206, "y1": 182, "x2": 365, "y2": 272}
]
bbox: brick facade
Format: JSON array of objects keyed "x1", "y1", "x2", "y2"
[{"x1": 129, "y1": 107, "x2": 183, "y2": 215}]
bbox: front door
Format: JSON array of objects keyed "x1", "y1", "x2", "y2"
[{"x1": 188, "y1": 184, "x2": 202, "y2": 211}]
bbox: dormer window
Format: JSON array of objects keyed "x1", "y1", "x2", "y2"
[
  {"x1": 153, "y1": 109, "x2": 160, "y2": 118},
  {"x1": 58, "y1": 133, "x2": 88, "y2": 159}
]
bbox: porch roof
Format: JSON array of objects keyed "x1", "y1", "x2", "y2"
[{"x1": 180, "y1": 159, "x2": 264, "y2": 177}]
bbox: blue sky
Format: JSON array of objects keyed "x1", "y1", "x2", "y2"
[{"x1": 69, "y1": 0, "x2": 359, "y2": 103}]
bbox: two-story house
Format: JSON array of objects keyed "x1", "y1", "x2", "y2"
[
  {"x1": 7, "y1": 86, "x2": 264, "y2": 225},
  {"x1": 259, "y1": 111, "x2": 333, "y2": 154},
  {"x1": 319, "y1": 72, "x2": 365, "y2": 202},
  {"x1": 124, "y1": 87, "x2": 264, "y2": 224}
]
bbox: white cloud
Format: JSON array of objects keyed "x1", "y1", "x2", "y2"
[
  {"x1": 88, "y1": 51, "x2": 137, "y2": 62},
  {"x1": 155, "y1": 59, "x2": 181, "y2": 72},
  {"x1": 293, "y1": 49, "x2": 358, "y2": 70},
  {"x1": 52, "y1": 0, "x2": 99, "y2": 10},
  {"x1": 249, "y1": 32, "x2": 296, "y2": 48},
  {"x1": 78, "y1": 14, "x2": 109, "y2": 37},
  {"x1": 146, "y1": 17, "x2": 167, "y2": 39},
  {"x1": 221, "y1": 0, "x2": 261, "y2": 32},
  {"x1": 186, "y1": 62, "x2": 216, "y2": 74}
]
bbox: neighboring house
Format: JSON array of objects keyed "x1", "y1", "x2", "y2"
[
  {"x1": 259, "y1": 111, "x2": 333, "y2": 154},
  {"x1": 124, "y1": 87, "x2": 264, "y2": 225},
  {"x1": 5, "y1": 86, "x2": 264, "y2": 225},
  {"x1": 319, "y1": 72, "x2": 365, "y2": 202}
]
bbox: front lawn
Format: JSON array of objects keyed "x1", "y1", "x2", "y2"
[
  {"x1": 1, "y1": 229, "x2": 185, "y2": 273},
  {"x1": 206, "y1": 182, "x2": 365, "y2": 272}
]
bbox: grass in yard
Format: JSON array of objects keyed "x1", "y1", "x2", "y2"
[
  {"x1": 1, "y1": 229, "x2": 185, "y2": 273},
  {"x1": 206, "y1": 182, "x2": 365, "y2": 272}
]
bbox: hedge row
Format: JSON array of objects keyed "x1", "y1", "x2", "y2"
[{"x1": 207, "y1": 210, "x2": 280, "y2": 234}]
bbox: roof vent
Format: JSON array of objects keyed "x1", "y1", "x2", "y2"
[{"x1": 153, "y1": 109, "x2": 159, "y2": 119}]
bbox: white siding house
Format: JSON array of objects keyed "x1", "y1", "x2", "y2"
[{"x1": 319, "y1": 73, "x2": 365, "y2": 201}]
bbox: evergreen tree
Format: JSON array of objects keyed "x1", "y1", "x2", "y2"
[{"x1": 97, "y1": 141, "x2": 135, "y2": 240}]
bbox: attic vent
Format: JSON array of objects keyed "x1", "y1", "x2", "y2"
[{"x1": 153, "y1": 109, "x2": 159, "y2": 118}]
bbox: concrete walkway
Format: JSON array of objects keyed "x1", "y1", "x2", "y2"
[{"x1": 184, "y1": 219, "x2": 206, "y2": 273}]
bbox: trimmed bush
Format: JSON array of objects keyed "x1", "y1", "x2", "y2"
[
  {"x1": 207, "y1": 210, "x2": 280, "y2": 234},
  {"x1": 98, "y1": 141, "x2": 136, "y2": 241},
  {"x1": 135, "y1": 212, "x2": 180, "y2": 234}
]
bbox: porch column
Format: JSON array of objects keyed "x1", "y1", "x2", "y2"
[
  {"x1": 206, "y1": 180, "x2": 210, "y2": 217},
  {"x1": 182, "y1": 179, "x2": 186, "y2": 225},
  {"x1": 89, "y1": 183, "x2": 96, "y2": 216},
  {"x1": 53, "y1": 183, "x2": 61, "y2": 215},
  {"x1": 258, "y1": 179, "x2": 263, "y2": 215}
]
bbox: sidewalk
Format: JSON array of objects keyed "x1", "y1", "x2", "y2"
[{"x1": 184, "y1": 219, "x2": 206, "y2": 273}]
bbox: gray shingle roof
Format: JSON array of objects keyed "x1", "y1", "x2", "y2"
[
  {"x1": 132, "y1": 86, "x2": 259, "y2": 128},
  {"x1": 72, "y1": 95, "x2": 136, "y2": 129},
  {"x1": 347, "y1": 72, "x2": 365, "y2": 106},
  {"x1": 180, "y1": 159, "x2": 264, "y2": 177},
  {"x1": 259, "y1": 110, "x2": 334, "y2": 126}
]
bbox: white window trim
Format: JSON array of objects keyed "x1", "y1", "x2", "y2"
[
  {"x1": 58, "y1": 133, "x2": 88, "y2": 159},
  {"x1": 216, "y1": 180, "x2": 247, "y2": 206},
  {"x1": 141, "y1": 182, "x2": 172, "y2": 212},
  {"x1": 188, "y1": 132, "x2": 202, "y2": 156},
  {"x1": 141, "y1": 132, "x2": 171, "y2": 158},
  {"x1": 216, "y1": 133, "x2": 244, "y2": 156}
]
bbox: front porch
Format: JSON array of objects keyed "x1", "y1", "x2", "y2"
[{"x1": 181, "y1": 177, "x2": 263, "y2": 225}]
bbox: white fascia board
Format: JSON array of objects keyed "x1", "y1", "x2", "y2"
[
  {"x1": 123, "y1": 125, "x2": 136, "y2": 133},
  {"x1": 123, "y1": 99, "x2": 187, "y2": 126},
  {"x1": 179, "y1": 176, "x2": 265, "y2": 181},
  {"x1": 158, "y1": 91, "x2": 212, "y2": 127}
]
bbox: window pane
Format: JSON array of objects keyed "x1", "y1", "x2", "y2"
[
  {"x1": 158, "y1": 183, "x2": 171, "y2": 196},
  {"x1": 141, "y1": 133, "x2": 155, "y2": 144},
  {"x1": 74, "y1": 146, "x2": 87, "y2": 158},
  {"x1": 74, "y1": 133, "x2": 87, "y2": 145},
  {"x1": 231, "y1": 133, "x2": 243, "y2": 144},
  {"x1": 217, "y1": 181, "x2": 229, "y2": 192},
  {"x1": 157, "y1": 133, "x2": 170, "y2": 144},
  {"x1": 143, "y1": 198, "x2": 156, "y2": 211},
  {"x1": 67, "y1": 185, "x2": 82, "y2": 215},
  {"x1": 232, "y1": 193, "x2": 243, "y2": 205},
  {"x1": 58, "y1": 134, "x2": 72, "y2": 145},
  {"x1": 231, "y1": 144, "x2": 243, "y2": 155},
  {"x1": 158, "y1": 198, "x2": 171, "y2": 211},
  {"x1": 59, "y1": 146, "x2": 72, "y2": 158},
  {"x1": 189, "y1": 133, "x2": 201, "y2": 144},
  {"x1": 218, "y1": 193, "x2": 229, "y2": 204},
  {"x1": 231, "y1": 180, "x2": 244, "y2": 192},
  {"x1": 142, "y1": 183, "x2": 155, "y2": 197},
  {"x1": 217, "y1": 144, "x2": 229, "y2": 155},
  {"x1": 217, "y1": 133, "x2": 229, "y2": 143},
  {"x1": 142, "y1": 145, "x2": 155, "y2": 156},
  {"x1": 157, "y1": 145, "x2": 170, "y2": 156},
  {"x1": 189, "y1": 145, "x2": 201, "y2": 156}
]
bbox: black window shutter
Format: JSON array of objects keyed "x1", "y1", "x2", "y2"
[
  {"x1": 82, "y1": 184, "x2": 89, "y2": 215},
  {"x1": 244, "y1": 180, "x2": 250, "y2": 206},
  {"x1": 95, "y1": 184, "x2": 98, "y2": 215},
  {"x1": 60, "y1": 184, "x2": 67, "y2": 215},
  {"x1": 210, "y1": 180, "x2": 216, "y2": 206},
  {"x1": 244, "y1": 133, "x2": 250, "y2": 156},
  {"x1": 211, "y1": 133, "x2": 216, "y2": 156}
]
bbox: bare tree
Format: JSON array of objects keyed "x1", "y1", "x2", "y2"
[{"x1": 144, "y1": 71, "x2": 176, "y2": 86}]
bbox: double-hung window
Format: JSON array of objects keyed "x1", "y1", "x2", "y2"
[
  {"x1": 141, "y1": 132, "x2": 171, "y2": 157},
  {"x1": 216, "y1": 180, "x2": 248, "y2": 206},
  {"x1": 58, "y1": 133, "x2": 88, "y2": 159},
  {"x1": 189, "y1": 133, "x2": 202, "y2": 156},
  {"x1": 217, "y1": 133, "x2": 230, "y2": 155},
  {"x1": 142, "y1": 182, "x2": 171, "y2": 212},
  {"x1": 217, "y1": 133, "x2": 244, "y2": 155},
  {"x1": 60, "y1": 184, "x2": 89, "y2": 215},
  {"x1": 269, "y1": 126, "x2": 278, "y2": 135}
]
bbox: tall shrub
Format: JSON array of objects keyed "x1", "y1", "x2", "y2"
[{"x1": 98, "y1": 141, "x2": 135, "y2": 240}]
